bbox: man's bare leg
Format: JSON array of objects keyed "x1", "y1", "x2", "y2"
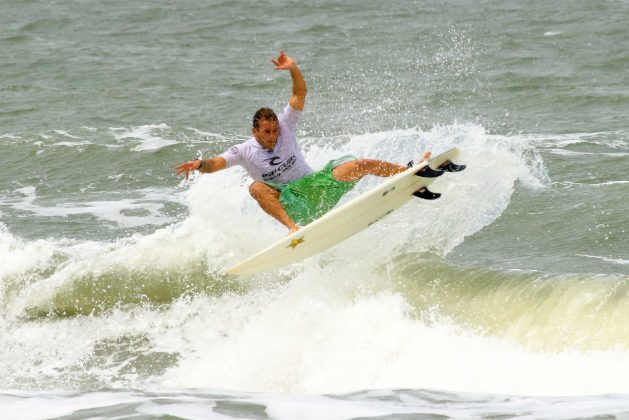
[
  {"x1": 249, "y1": 182, "x2": 299, "y2": 233},
  {"x1": 332, "y1": 152, "x2": 431, "y2": 182}
]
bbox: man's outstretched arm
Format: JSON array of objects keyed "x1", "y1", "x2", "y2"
[
  {"x1": 272, "y1": 51, "x2": 307, "y2": 111},
  {"x1": 175, "y1": 156, "x2": 227, "y2": 181}
]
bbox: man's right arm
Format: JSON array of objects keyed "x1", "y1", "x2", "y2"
[
  {"x1": 287, "y1": 64, "x2": 307, "y2": 111},
  {"x1": 272, "y1": 51, "x2": 307, "y2": 111},
  {"x1": 197, "y1": 156, "x2": 227, "y2": 173},
  {"x1": 175, "y1": 156, "x2": 226, "y2": 180}
]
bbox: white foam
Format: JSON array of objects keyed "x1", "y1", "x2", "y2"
[
  {"x1": 157, "y1": 289, "x2": 629, "y2": 396},
  {"x1": 505, "y1": 131, "x2": 629, "y2": 151},
  {"x1": 2, "y1": 389, "x2": 629, "y2": 420},
  {"x1": 151, "y1": 124, "x2": 629, "y2": 397},
  {"x1": 0, "y1": 224, "x2": 57, "y2": 280},
  {"x1": 4, "y1": 186, "x2": 180, "y2": 228},
  {"x1": 53, "y1": 130, "x2": 81, "y2": 139},
  {"x1": 50, "y1": 141, "x2": 93, "y2": 148},
  {"x1": 0, "y1": 392, "x2": 139, "y2": 420},
  {"x1": 578, "y1": 254, "x2": 629, "y2": 265},
  {"x1": 549, "y1": 148, "x2": 629, "y2": 157},
  {"x1": 557, "y1": 180, "x2": 629, "y2": 187},
  {"x1": 110, "y1": 124, "x2": 178, "y2": 152}
]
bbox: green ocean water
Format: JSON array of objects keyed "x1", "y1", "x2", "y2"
[{"x1": 1, "y1": 0, "x2": 629, "y2": 418}]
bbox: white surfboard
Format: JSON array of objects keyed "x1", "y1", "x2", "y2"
[{"x1": 227, "y1": 147, "x2": 464, "y2": 275}]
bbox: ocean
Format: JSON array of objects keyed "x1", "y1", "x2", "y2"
[{"x1": 1, "y1": 0, "x2": 628, "y2": 418}]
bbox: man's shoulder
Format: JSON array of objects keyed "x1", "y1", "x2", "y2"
[
  {"x1": 278, "y1": 104, "x2": 302, "y2": 129},
  {"x1": 225, "y1": 138, "x2": 269, "y2": 163},
  {"x1": 230, "y1": 137, "x2": 262, "y2": 152}
]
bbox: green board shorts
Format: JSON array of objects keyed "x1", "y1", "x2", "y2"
[{"x1": 265, "y1": 155, "x2": 358, "y2": 226}]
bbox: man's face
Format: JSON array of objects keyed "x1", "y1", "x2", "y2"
[{"x1": 252, "y1": 119, "x2": 279, "y2": 150}]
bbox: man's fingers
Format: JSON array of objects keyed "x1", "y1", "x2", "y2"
[
  {"x1": 272, "y1": 51, "x2": 288, "y2": 67},
  {"x1": 175, "y1": 162, "x2": 195, "y2": 176}
]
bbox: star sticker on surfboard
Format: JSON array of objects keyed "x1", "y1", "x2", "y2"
[{"x1": 287, "y1": 236, "x2": 305, "y2": 249}]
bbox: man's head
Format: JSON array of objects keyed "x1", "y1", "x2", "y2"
[{"x1": 252, "y1": 107, "x2": 279, "y2": 150}]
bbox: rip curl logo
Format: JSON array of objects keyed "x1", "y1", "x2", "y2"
[
  {"x1": 263, "y1": 156, "x2": 283, "y2": 166},
  {"x1": 262, "y1": 155, "x2": 297, "y2": 181},
  {"x1": 229, "y1": 146, "x2": 238, "y2": 154}
]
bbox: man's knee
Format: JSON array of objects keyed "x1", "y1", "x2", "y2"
[
  {"x1": 249, "y1": 181, "x2": 279, "y2": 200},
  {"x1": 248, "y1": 181, "x2": 265, "y2": 199}
]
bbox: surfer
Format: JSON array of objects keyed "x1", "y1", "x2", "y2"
[{"x1": 176, "y1": 51, "x2": 431, "y2": 234}]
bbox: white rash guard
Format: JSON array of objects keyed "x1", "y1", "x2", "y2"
[{"x1": 220, "y1": 104, "x2": 314, "y2": 184}]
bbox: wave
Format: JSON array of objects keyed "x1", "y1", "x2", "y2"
[
  {"x1": 390, "y1": 253, "x2": 629, "y2": 352},
  {"x1": 1, "y1": 123, "x2": 546, "y2": 315},
  {"x1": 10, "y1": 124, "x2": 628, "y2": 396}
]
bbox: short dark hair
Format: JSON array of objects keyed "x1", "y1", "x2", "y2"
[{"x1": 252, "y1": 107, "x2": 278, "y2": 129}]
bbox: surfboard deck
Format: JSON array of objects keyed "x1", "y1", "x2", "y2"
[{"x1": 227, "y1": 147, "x2": 464, "y2": 275}]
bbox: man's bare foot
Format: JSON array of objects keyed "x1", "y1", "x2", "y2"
[
  {"x1": 420, "y1": 151, "x2": 432, "y2": 162},
  {"x1": 288, "y1": 225, "x2": 300, "y2": 235}
]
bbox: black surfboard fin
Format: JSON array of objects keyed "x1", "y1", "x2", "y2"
[
  {"x1": 439, "y1": 160, "x2": 466, "y2": 172},
  {"x1": 415, "y1": 165, "x2": 444, "y2": 178},
  {"x1": 413, "y1": 187, "x2": 441, "y2": 200}
]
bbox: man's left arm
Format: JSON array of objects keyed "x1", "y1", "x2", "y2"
[{"x1": 272, "y1": 51, "x2": 307, "y2": 111}]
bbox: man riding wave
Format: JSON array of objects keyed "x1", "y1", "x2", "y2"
[{"x1": 176, "y1": 51, "x2": 430, "y2": 233}]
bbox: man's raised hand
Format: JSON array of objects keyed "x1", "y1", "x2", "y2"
[{"x1": 271, "y1": 51, "x2": 297, "y2": 70}]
